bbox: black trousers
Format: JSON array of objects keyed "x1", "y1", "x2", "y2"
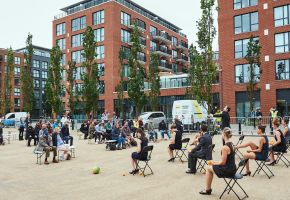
[
  {"x1": 188, "y1": 151, "x2": 206, "y2": 172},
  {"x1": 19, "y1": 128, "x2": 24, "y2": 140},
  {"x1": 27, "y1": 136, "x2": 37, "y2": 146}
]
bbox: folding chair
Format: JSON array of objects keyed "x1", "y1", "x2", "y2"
[
  {"x1": 174, "y1": 138, "x2": 190, "y2": 162},
  {"x1": 275, "y1": 150, "x2": 290, "y2": 167},
  {"x1": 34, "y1": 150, "x2": 45, "y2": 165},
  {"x1": 135, "y1": 145, "x2": 154, "y2": 177},
  {"x1": 196, "y1": 144, "x2": 215, "y2": 173},
  {"x1": 252, "y1": 154, "x2": 274, "y2": 179},
  {"x1": 219, "y1": 159, "x2": 249, "y2": 200},
  {"x1": 235, "y1": 136, "x2": 245, "y2": 161}
]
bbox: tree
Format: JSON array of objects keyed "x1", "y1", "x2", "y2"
[
  {"x1": 116, "y1": 49, "x2": 126, "y2": 118},
  {"x1": 81, "y1": 26, "x2": 99, "y2": 118},
  {"x1": 21, "y1": 34, "x2": 35, "y2": 113},
  {"x1": 245, "y1": 36, "x2": 262, "y2": 113},
  {"x1": 66, "y1": 61, "x2": 77, "y2": 116},
  {"x1": 45, "y1": 45, "x2": 63, "y2": 118},
  {"x1": 188, "y1": 0, "x2": 217, "y2": 114},
  {"x1": 1, "y1": 48, "x2": 14, "y2": 113},
  {"x1": 148, "y1": 52, "x2": 160, "y2": 111},
  {"x1": 127, "y1": 24, "x2": 147, "y2": 116}
]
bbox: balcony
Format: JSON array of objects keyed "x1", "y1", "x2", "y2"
[
  {"x1": 128, "y1": 37, "x2": 146, "y2": 49},
  {"x1": 176, "y1": 41, "x2": 188, "y2": 51},
  {"x1": 129, "y1": 19, "x2": 146, "y2": 33},
  {"x1": 137, "y1": 53, "x2": 146, "y2": 65},
  {"x1": 176, "y1": 55, "x2": 189, "y2": 64},
  {"x1": 151, "y1": 46, "x2": 172, "y2": 58},
  {"x1": 158, "y1": 60, "x2": 172, "y2": 72},
  {"x1": 150, "y1": 31, "x2": 171, "y2": 44}
]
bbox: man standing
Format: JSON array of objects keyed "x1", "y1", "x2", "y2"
[
  {"x1": 213, "y1": 105, "x2": 231, "y2": 130},
  {"x1": 186, "y1": 125, "x2": 212, "y2": 174}
]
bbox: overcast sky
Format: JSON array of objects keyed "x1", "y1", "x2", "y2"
[{"x1": 0, "y1": 0, "x2": 218, "y2": 50}]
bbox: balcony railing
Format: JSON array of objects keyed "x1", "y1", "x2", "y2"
[
  {"x1": 137, "y1": 53, "x2": 146, "y2": 65},
  {"x1": 176, "y1": 55, "x2": 189, "y2": 63},
  {"x1": 129, "y1": 19, "x2": 146, "y2": 32},
  {"x1": 176, "y1": 41, "x2": 188, "y2": 51},
  {"x1": 150, "y1": 46, "x2": 172, "y2": 57},
  {"x1": 158, "y1": 60, "x2": 172, "y2": 72},
  {"x1": 150, "y1": 31, "x2": 171, "y2": 44}
]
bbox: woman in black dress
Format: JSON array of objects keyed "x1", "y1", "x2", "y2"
[
  {"x1": 129, "y1": 128, "x2": 148, "y2": 175},
  {"x1": 200, "y1": 127, "x2": 236, "y2": 195},
  {"x1": 168, "y1": 124, "x2": 182, "y2": 162}
]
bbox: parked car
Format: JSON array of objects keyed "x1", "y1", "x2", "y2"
[
  {"x1": 0, "y1": 112, "x2": 28, "y2": 127},
  {"x1": 139, "y1": 112, "x2": 166, "y2": 129}
]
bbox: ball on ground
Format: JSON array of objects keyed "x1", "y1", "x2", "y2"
[{"x1": 92, "y1": 167, "x2": 101, "y2": 174}]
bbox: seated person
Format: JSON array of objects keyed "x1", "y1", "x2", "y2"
[
  {"x1": 235, "y1": 125, "x2": 269, "y2": 176},
  {"x1": 95, "y1": 121, "x2": 106, "y2": 143},
  {"x1": 0, "y1": 122, "x2": 4, "y2": 145},
  {"x1": 186, "y1": 125, "x2": 212, "y2": 174},
  {"x1": 122, "y1": 122, "x2": 134, "y2": 146},
  {"x1": 105, "y1": 120, "x2": 112, "y2": 140},
  {"x1": 282, "y1": 118, "x2": 290, "y2": 142},
  {"x1": 88, "y1": 122, "x2": 96, "y2": 142},
  {"x1": 168, "y1": 124, "x2": 182, "y2": 162},
  {"x1": 52, "y1": 127, "x2": 71, "y2": 161},
  {"x1": 129, "y1": 128, "x2": 149, "y2": 175},
  {"x1": 148, "y1": 119, "x2": 158, "y2": 142},
  {"x1": 268, "y1": 118, "x2": 287, "y2": 165},
  {"x1": 111, "y1": 123, "x2": 126, "y2": 150},
  {"x1": 200, "y1": 128, "x2": 236, "y2": 195},
  {"x1": 26, "y1": 122, "x2": 37, "y2": 147},
  {"x1": 61, "y1": 123, "x2": 73, "y2": 146},
  {"x1": 80, "y1": 120, "x2": 89, "y2": 139},
  {"x1": 36, "y1": 127, "x2": 58, "y2": 165},
  {"x1": 159, "y1": 120, "x2": 171, "y2": 140}
]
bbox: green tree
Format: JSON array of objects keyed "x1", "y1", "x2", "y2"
[
  {"x1": 148, "y1": 52, "x2": 160, "y2": 110},
  {"x1": 45, "y1": 45, "x2": 63, "y2": 118},
  {"x1": 21, "y1": 34, "x2": 35, "y2": 113},
  {"x1": 127, "y1": 24, "x2": 147, "y2": 116},
  {"x1": 66, "y1": 61, "x2": 77, "y2": 116},
  {"x1": 1, "y1": 48, "x2": 14, "y2": 113},
  {"x1": 188, "y1": 0, "x2": 217, "y2": 114},
  {"x1": 116, "y1": 49, "x2": 126, "y2": 118},
  {"x1": 245, "y1": 36, "x2": 262, "y2": 112},
  {"x1": 81, "y1": 26, "x2": 99, "y2": 118}
]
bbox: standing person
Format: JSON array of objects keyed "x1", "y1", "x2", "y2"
[
  {"x1": 129, "y1": 128, "x2": 149, "y2": 175},
  {"x1": 168, "y1": 124, "x2": 182, "y2": 162},
  {"x1": 159, "y1": 120, "x2": 170, "y2": 140},
  {"x1": 61, "y1": 123, "x2": 73, "y2": 146},
  {"x1": 25, "y1": 114, "x2": 32, "y2": 129},
  {"x1": 19, "y1": 118, "x2": 25, "y2": 140},
  {"x1": 199, "y1": 128, "x2": 236, "y2": 195},
  {"x1": 213, "y1": 105, "x2": 231, "y2": 129},
  {"x1": 256, "y1": 108, "x2": 263, "y2": 125},
  {"x1": 27, "y1": 123, "x2": 37, "y2": 146}
]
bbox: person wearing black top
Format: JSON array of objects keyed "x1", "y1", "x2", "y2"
[
  {"x1": 0, "y1": 122, "x2": 4, "y2": 145},
  {"x1": 27, "y1": 123, "x2": 37, "y2": 146},
  {"x1": 80, "y1": 121, "x2": 89, "y2": 139},
  {"x1": 174, "y1": 117, "x2": 184, "y2": 134},
  {"x1": 168, "y1": 124, "x2": 182, "y2": 162},
  {"x1": 200, "y1": 128, "x2": 236, "y2": 195},
  {"x1": 129, "y1": 128, "x2": 149, "y2": 175},
  {"x1": 213, "y1": 106, "x2": 231, "y2": 129},
  {"x1": 61, "y1": 123, "x2": 73, "y2": 146}
]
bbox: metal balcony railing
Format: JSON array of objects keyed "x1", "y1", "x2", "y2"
[{"x1": 150, "y1": 30, "x2": 171, "y2": 44}]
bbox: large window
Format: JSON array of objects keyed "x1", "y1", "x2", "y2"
[
  {"x1": 14, "y1": 67, "x2": 20, "y2": 76},
  {"x1": 150, "y1": 26, "x2": 157, "y2": 36},
  {"x1": 61, "y1": 54, "x2": 66, "y2": 66},
  {"x1": 72, "y1": 16, "x2": 86, "y2": 31},
  {"x1": 72, "y1": 34, "x2": 83, "y2": 48},
  {"x1": 275, "y1": 32, "x2": 290, "y2": 53},
  {"x1": 14, "y1": 99, "x2": 20, "y2": 107},
  {"x1": 72, "y1": 50, "x2": 85, "y2": 64},
  {"x1": 42, "y1": 80, "x2": 46, "y2": 88},
  {"x1": 172, "y1": 36, "x2": 178, "y2": 46},
  {"x1": 235, "y1": 63, "x2": 260, "y2": 83},
  {"x1": 15, "y1": 57, "x2": 21, "y2": 65},
  {"x1": 56, "y1": 23, "x2": 66, "y2": 36},
  {"x1": 122, "y1": 46, "x2": 130, "y2": 59},
  {"x1": 57, "y1": 38, "x2": 66, "y2": 50},
  {"x1": 42, "y1": 71, "x2": 48, "y2": 79},
  {"x1": 234, "y1": 12, "x2": 258, "y2": 34},
  {"x1": 121, "y1": 29, "x2": 131, "y2": 43},
  {"x1": 274, "y1": 5, "x2": 290, "y2": 27},
  {"x1": 34, "y1": 80, "x2": 40, "y2": 88},
  {"x1": 236, "y1": 91, "x2": 260, "y2": 117},
  {"x1": 93, "y1": 10, "x2": 105, "y2": 25},
  {"x1": 14, "y1": 88, "x2": 20, "y2": 96},
  {"x1": 234, "y1": 0, "x2": 258, "y2": 10},
  {"x1": 123, "y1": 64, "x2": 130, "y2": 77},
  {"x1": 74, "y1": 67, "x2": 86, "y2": 80},
  {"x1": 42, "y1": 61, "x2": 48, "y2": 69},
  {"x1": 33, "y1": 60, "x2": 40, "y2": 68},
  {"x1": 98, "y1": 81, "x2": 105, "y2": 94},
  {"x1": 94, "y1": 28, "x2": 105, "y2": 42},
  {"x1": 276, "y1": 59, "x2": 290, "y2": 80},
  {"x1": 235, "y1": 37, "x2": 259, "y2": 58},
  {"x1": 98, "y1": 63, "x2": 105, "y2": 76},
  {"x1": 33, "y1": 70, "x2": 40, "y2": 78},
  {"x1": 121, "y1": 11, "x2": 131, "y2": 26},
  {"x1": 150, "y1": 41, "x2": 157, "y2": 51},
  {"x1": 96, "y1": 45, "x2": 105, "y2": 59}
]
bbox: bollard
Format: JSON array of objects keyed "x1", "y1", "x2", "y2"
[{"x1": 238, "y1": 122, "x2": 242, "y2": 135}]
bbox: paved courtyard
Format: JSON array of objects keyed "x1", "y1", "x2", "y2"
[{"x1": 0, "y1": 128, "x2": 289, "y2": 200}]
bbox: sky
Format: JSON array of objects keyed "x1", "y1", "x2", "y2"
[{"x1": 0, "y1": 0, "x2": 218, "y2": 50}]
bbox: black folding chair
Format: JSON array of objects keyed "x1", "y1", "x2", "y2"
[
  {"x1": 174, "y1": 138, "x2": 190, "y2": 162},
  {"x1": 136, "y1": 145, "x2": 154, "y2": 177},
  {"x1": 275, "y1": 150, "x2": 290, "y2": 168},
  {"x1": 219, "y1": 159, "x2": 249, "y2": 200},
  {"x1": 196, "y1": 144, "x2": 215, "y2": 173},
  {"x1": 235, "y1": 136, "x2": 245, "y2": 160},
  {"x1": 252, "y1": 154, "x2": 274, "y2": 179}
]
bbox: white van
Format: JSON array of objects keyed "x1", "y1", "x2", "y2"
[
  {"x1": 139, "y1": 112, "x2": 166, "y2": 129},
  {"x1": 172, "y1": 100, "x2": 208, "y2": 125},
  {"x1": 2, "y1": 112, "x2": 28, "y2": 126}
]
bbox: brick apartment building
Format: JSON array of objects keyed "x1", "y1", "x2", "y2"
[
  {"x1": 218, "y1": 0, "x2": 290, "y2": 117},
  {"x1": 53, "y1": 0, "x2": 192, "y2": 119}
]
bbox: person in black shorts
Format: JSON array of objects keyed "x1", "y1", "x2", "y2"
[
  {"x1": 168, "y1": 124, "x2": 182, "y2": 162},
  {"x1": 200, "y1": 128, "x2": 236, "y2": 195},
  {"x1": 235, "y1": 125, "x2": 269, "y2": 176},
  {"x1": 129, "y1": 128, "x2": 148, "y2": 175}
]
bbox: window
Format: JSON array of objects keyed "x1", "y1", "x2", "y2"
[
  {"x1": 34, "y1": 90, "x2": 40, "y2": 98},
  {"x1": 98, "y1": 63, "x2": 105, "y2": 76},
  {"x1": 234, "y1": 0, "x2": 258, "y2": 10},
  {"x1": 72, "y1": 34, "x2": 83, "y2": 48},
  {"x1": 72, "y1": 16, "x2": 86, "y2": 31},
  {"x1": 274, "y1": 5, "x2": 290, "y2": 27},
  {"x1": 276, "y1": 59, "x2": 290, "y2": 80},
  {"x1": 121, "y1": 11, "x2": 131, "y2": 26},
  {"x1": 14, "y1": 99, "x2": 20, "y2": 107},
  {"x1": 234, "y1": 12, "x2": 258, "y2": 34},
  {"x1": 172, "y1": 50, "x2": 178, "y2": 59},
  {"x1": 42, "y1": 61, "x2": 48, "y2": 69},
  {"x1": 236, "y1": 91, "x2": 260, "y2": 117},
  {"x1": 14, "y1": 67, "x2": 20, "y2": 76},
  {"x1": 33, "y1": 60, "x2": 40, "y2": 68},
  {"x1": 56, "y1": 23, "x2": 66, "y2": 36},
  {"x1": 42, "y1": 71, "x2": 48, "y2": 79},
  {"x1": 94, "y1": 28, "x2": 105, "y2": 42},
  {"x1": 275, "y1": 32, "x2": 290, "y2": 53},
  {"x1": 72, "y1": 50, "x2": 84, "y2": 63},
  {"x1": 33, "y1": 70, "x2": 40, "y2": 78},
  {"x1": 96, "y1": 45, "x2": 105, "y2": 59},
  {"x1": 93, "y1": 10, "x2": 104, "y2": 25},
  {"x1": 15, "y1": 57, "x2": 20, "y2": 65},
  {"x1": 137, "y1": 52, "x2": 146, "y2": 62},
  {"x1": 14, "y1": 79, "x2": 20, "y2": 86},
  {"x1": 150, "y1": 41, "x2": 157, "y2": 51},
  {"x1": 150, "y1": 26, "x2": 157, "y2": 36},
  {"x1": 74, "y1": 67, "x2": 86, "y2": 80},
  {"x1": 235, "y1": 64, "x2": 260, "y2": 83},
  {"x1": 122, "y1": 46, "x2": 130, "y2": 59},
  {"x1": 34, "y1": 80, "x2": 40, "y2": 88},
  {"x1": 57, "y1": 38, "x2": 66, "y2": 50},
  {"x1": 42, "y1": 80, "x2": 46, "y2": 88},
  {"x1": 98, "y1": 81, "x2": 105, "y2": 94},
  {"x1": 235, "y1": 37, "x2": 259, "y2": 58},
  {"x1": 121, "y1": 29, "x2": 131, "y2": 43},
  {"x1": 61, "y1": 54, "x2": 66, "y2": 66},
  {"x1": 123, "y1": 64, "x2": 130, "y2": 77},
  {"x1": 172, "y1": 36, "x2": 178, "y2": 46},
  {"x1": 14, "y1": 88, "x2": 20, "y2": 96}
]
